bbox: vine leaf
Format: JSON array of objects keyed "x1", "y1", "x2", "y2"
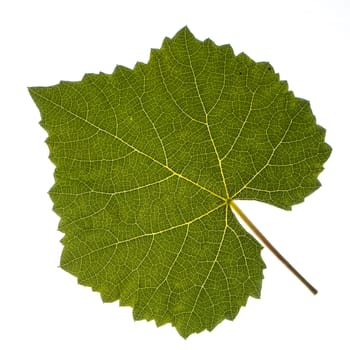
[{"x1": 29, "y1": 27, "x2": 331, "y2": 338}]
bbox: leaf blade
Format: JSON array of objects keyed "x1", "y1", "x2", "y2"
[{"x1": 29, "y1": 26, "x2": 330, "y2": 337}]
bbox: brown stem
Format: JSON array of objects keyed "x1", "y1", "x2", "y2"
[{"x1": 230, "y1": 200, "x2": 318, "y2": 295}]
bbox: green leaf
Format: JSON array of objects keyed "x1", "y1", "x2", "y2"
[{"x1": 29, "y1": 27, "x2": 331, "y2": 338}]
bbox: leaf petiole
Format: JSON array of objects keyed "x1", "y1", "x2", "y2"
[{"x1": 229, "y1": 200, "x2": 318, "y2": 295}]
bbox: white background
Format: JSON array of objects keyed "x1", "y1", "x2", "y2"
[{"x1": 1, "y1": 0, "x2": 349, "y2": 349}]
